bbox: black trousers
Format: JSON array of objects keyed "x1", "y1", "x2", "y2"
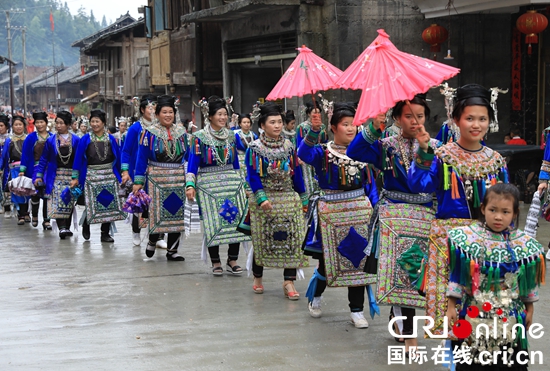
[
  {"x1": 17, "y1": 202, "x2": 29, "y2": 218},
  {"x1": 149, "y1": 233, "x2": 180, "y2": 253},
  {"x1": 390, "y1": 306, "x2": 416, "y2": 336},
  {"x1": 208, "y1": 243, "x2": 240, "y2": 264},
  {"x1": 314, "y1": 256, "x2": 365, "y2": 312},
  {"x1": 252, "y1": 257, "x2": 297, "y2": 281},
  {"x1": 83, "y1": 217, "x2": 110, "y2": 234},
  {"x1": 31, "y1": 195, "x2": 49, "y2": 221},
  {"x1": 131, "y1": 210, "x2": 149, "y2": 233},
  {"x1": 56, "y1": 209, "x2": 74, "y2": 230}
]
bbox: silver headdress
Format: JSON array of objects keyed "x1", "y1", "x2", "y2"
[
  {"x1": 130, "y1": 97, "x2": 140, "y2": 118},
  {"x1": 318, "y1": 93, "x2": 334, "y2": 125},
  {"x1": 194, "y1": 97, "x2": 210, "y2": 126},
  {"x1": 439, "y1": 83, "x2": 459, "y2": 140},
  {"x1": 174, "y1": 97, "x2": 182, "y2": 127},
  {"x1": 489, "y1": 87, "x2": 508, "y2": 133},
  {"x1": 251, "y1": 101, "x2": 262, "y2": 123}
]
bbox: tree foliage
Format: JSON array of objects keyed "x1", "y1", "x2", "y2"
[{"x1": 0, "y1": 0, "x2": 103, "y2": 67}]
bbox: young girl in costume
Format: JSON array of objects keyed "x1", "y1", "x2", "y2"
[
  {"x1": 446, "y1": 183, "x2": 544, "y2": 370},
  {"x1": 246, "y1": 102, "x2": 308, "y2": 299},
  {"x1": 347, "y1": 94, "x2": 439, "y2": 348},
  {"x1": 410, "y1": 85, "x2": 509, "y2": 340},
  {"x1": 299, "y1": 102, "x2": 379, "y2": 328},
  {"x1": 235, "y1": 113, "x2": 258, "y2": 181},
  {"x1": 20, "y1": 112, "x2": 53, "y2": 229}
]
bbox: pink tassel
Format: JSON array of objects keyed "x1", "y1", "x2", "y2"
[{"x1": 472, "y1": 262, "x2": 480, "y2": 293}]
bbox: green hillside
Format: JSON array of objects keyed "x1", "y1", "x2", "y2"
[{"x1": 0, "y1": 0, "x2": 106, "y2": 66}]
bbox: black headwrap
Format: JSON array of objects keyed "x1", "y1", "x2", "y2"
[
  {"x1": 89, "y1": 109, "x2": 107, "y2": 124},
  {"x1": 12, "y1": 115, "x2": 27, "y2": 127},
  {"x1": 140, "y1": 94, "x2": 157, "y2": 109},
  {"x1": 207, "y1": 96, "x2": 227, "y2": 117},
  {"x1": 455, "y1": 84, "x2": 491, "y2": 103},
  {"x1": 32, "y1": 112, "x2": 48, "y2": 122},
  {"x1": 56, "y1": 111, "x2": 73, "y2": 126}
]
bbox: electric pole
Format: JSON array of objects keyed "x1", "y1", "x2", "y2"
[
  {"x1": 12, "y1": 26, "x2": 27, "y2": 115},
  {"x1": 4, "y1": 8, "x2": 25, "y2": 117}
]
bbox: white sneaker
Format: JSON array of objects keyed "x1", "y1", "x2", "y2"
[
  {"x1": 308, "y1": 297, "x2": 322, "y2": 318},
  {"x1": 132, "y1": 233, "x2": 141, "y2": 246},
  {"x1": 546, "y1": 249, "x2": 550, "y2": 261},
  {"x1": 350, "y1": 312, "x2": 369, "y2": 329},
  {"x1": 156, "y1": 239, "x2": 168, "y2": 249},
  {"x1": 4, "y1": 210, "x2": 11, "y2": 218},
  {"x1": 0, "y1": 208, "x2": 4, "y2": 214}
]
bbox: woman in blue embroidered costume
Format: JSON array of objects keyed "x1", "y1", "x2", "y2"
[
  {"x1": 347, "y1": 94, "x2": 439, "y2": 350},
  {"x1": 0, "y1": 114, "x2": 12, "y2": 217},
  {"x1": 282, "y1": 110, "x2": 297, "y2": 147},
  {"x1": 296, "y1": 101, "x2": 326, "y2": 198},
  {"x1": 70, "y1": 109, "x2": 124, "y2": 243},
  {"x1": 19, "y1": 111, "x2": 53, "y2": 230},
  {"x1": 246, "y1": 102, "x2": 308, "y2": 299},
  {"x1": 133, "y1": 95, "x2": 188, "y2": 261},
  {"x1": 185, "y1": 96, "x2": 250, "y2": 276},
  {"x1": 121, "y1": 94, "x2": 168, "y2": 248},
  {"x1": 2, "y1": 115, "x2": 31, "y2": 225},
  {"x1": 410, "y1": 85, "x2": 509, "y2": 339},
  {"x1": 34, "y1": 111, "x2": 80, "y2": 239},
  {"x1": 299, "y1": 102, "x2": 379, "y2": 328},
  {"x1": 446, "y1": 184, "x2": 544, "y2": 370}
]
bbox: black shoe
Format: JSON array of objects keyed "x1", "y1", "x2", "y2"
[
  {"x1": 66, "y1": 230, "x2": 73, "y2": 237},
  {"x1": 145, "y1": 243, "x2": 156, "y2": 258},
  {"x1": 42, "y1": 221, "x2": 52, "y2": 230},
  {"x1": 101, "y1": 233, "x2": 114, "y2": 243},
  {"x1": 82, "y1": 224, "x2": 90, "y2": 240},
  {"x1": 166, "y1": 252, "x2": 185, "y2": 261},
  {"x1": 59, "y1": 229, "x2": 67, "y2": 239}
]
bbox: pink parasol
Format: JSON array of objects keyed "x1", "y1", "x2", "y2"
[
  {"x1": 335, "y1": 29, "x2": 460, "y2": 126},
  {"x1": 266, "y1": 45, "x2": 343, "y2": 101}
]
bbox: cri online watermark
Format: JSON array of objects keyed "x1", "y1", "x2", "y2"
[{"x1": 387, "y1": 315, "x2": 544, "y2": 366}]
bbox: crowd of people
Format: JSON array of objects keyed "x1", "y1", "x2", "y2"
[{"x1": 1, "y1": 83, "x2": 548, "y2": 370}]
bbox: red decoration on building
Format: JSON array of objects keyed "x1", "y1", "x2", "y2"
[
  {"x1": 422, "y1": 24, "x2": 448, "y2": 60},
  {"x1": 516, "y1": 10, "x2": 548, "y2": 54},
  {"x1": 511, "y1": 27, "x2": 522, "y2": 111}
]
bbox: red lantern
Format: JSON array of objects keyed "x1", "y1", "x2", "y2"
[
  {"x1": 516, "y1": 10, "x2": 548, "y2": 54},
  {"x1": 422, "y1": 24, "x2": 448, "y2": 53}
]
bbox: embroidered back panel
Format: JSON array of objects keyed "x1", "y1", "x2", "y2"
[
  {"x1": 376, "y1": 203, "x2": 435, "y2": 308},
  {"x1": 84, "y1": 167, "x2": 126, "y2": 224},
  {"x1": 319, "y1": 195, "x2": 376, "y2": 287},
  {"x1": 147, "y1": 165, "x2": 187, "y2": 234},
  {"x1": 250, "y1": 189, "x2": 308, "y2": 268},
  {"x1": 47, "y1": 168, "x2": 75, "y2": 219},
  {"x1": 197, "y1": 168, "x2": 251, "y2": 247}
]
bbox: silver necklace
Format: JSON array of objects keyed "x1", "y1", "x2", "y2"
[{"x1": 56, "y1": 133, "x2": 73, "y2": 165}]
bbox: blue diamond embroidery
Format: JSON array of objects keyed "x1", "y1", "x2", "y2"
[
  {"x1": 337, "y1": 226, "x2": 367, "y2": 268},
  {"x1": 218, "y1": 199, "x2": 239, "y2": 224},
  {"x1": 96, "y1": 189, "x2": 115, "y2": 208},
  {"x1": 273, "y1": 230, "x2": 288, "y2": 241},
  {"x1": 163, "y1": 192, "x2": 184, "y2": 216}
]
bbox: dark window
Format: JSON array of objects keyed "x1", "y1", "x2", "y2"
[
  {"x1": 144, "y1": 6, "x2": 152, "y2": 38},
  {"x1": 226, "y1": 32, "x2": 297, "y2": 60}
]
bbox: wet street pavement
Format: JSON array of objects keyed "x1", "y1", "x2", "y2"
[{"x1": 1, "y1": 204, "x2": 550, "y2": 370}]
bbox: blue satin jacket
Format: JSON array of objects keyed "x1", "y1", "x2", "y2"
[
  {"x1": 72, "y1": 134, "x2": 121, "y2": 186},
  {"x1": 34, "y1": 134, "x2": 80, "y2": 194},
  {"x1": 19, "y1": 131, "x2": 53, "y2": 177}
]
